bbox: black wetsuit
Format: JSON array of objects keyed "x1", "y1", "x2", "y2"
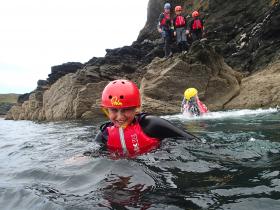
[
  {"x1": 173, "y1": 15, "x2": 189, "y2": 51},
  {"x1": 94, "y1": 113, "x2": 199, "y2": 145},
  {"x1": 158, "y1": 13, "x2": 173, "y2": 57},
  {"x1": 190, "y1": 18, "x2": 204, "y2": 42}
]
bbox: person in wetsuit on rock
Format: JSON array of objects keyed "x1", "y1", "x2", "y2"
[
  {"x1": 189, "y1": 10, "x2": 204, "y2": 42},
  {"x1": 94, "y1": 79, "x2": 199, "y2": 157},
  {"x1": 157, "y1": 3, "x2": 174, "y2": 58},
  {"x1": 173, "y1": 5, "x2": 189, "y2": 52}
]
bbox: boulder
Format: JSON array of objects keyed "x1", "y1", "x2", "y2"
[
  {"x1": 37, "y1": 80, "x2": 49, "y2": 87},
  {"x1": 43, "y1": 74, "x2": 82, "y2": 120},
  {"x1": 141, "y1": 42, "x2": 241, "y2": 114},
  {"x1": 225, "y1": 59, "x2": 280, "y2": 109},
  {"x1": 5, "y1": 105, "x2": 23, "y2": 120},
  {"x1": 17, "y1": 93, "x2": 31, "y2": 104},
  {"x1": 47, "y1": 62, "x2": 83, "y2": 85},
  {"x1": 73, "y1": 81, "x2": 108, "y2": 119}
]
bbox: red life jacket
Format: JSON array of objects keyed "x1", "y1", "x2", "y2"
[
  {"x1": 182, "y1": 96, "x2": 208, "y2": 116},
  {"x1": 192, "y1": 19, "x2": 202, "y2": 30},
  {"x1": 160, "y1": 12, "x2": 171, "y2": 27},
  {"x1": 197, "y1": 98, "x2": 208, "y2": 113},
  {"x1": 175, "y1": 15, "x2": 186, "y2": 27},
  {"x1": 107, "y1": 121, "x2": 160, "y2": 156}
]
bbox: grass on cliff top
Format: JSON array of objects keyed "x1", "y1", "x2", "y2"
[{"x1": 0, "y1": 94, "x2": 20, "y2": 103}]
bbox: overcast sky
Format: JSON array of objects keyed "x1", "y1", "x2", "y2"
[{"x1": 0, "y1": 0, "x2": 149, "y2": 94}]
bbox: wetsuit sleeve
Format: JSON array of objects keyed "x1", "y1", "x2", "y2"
[
  {"x1": 170, "y1": 18, "x2": 174, "y2": 30},
  {"x1": 158, "y1": 13, "x2": 164, "y2": 22},
  {"x1": 200, "y1": 18, "x2": 204, "y2": 31},
  {"x1": 94, "y1": 131, "x2": 105, "y2": 144},
  {"x1": 189, "y1": 19, "x2": 194, "y2": 33},
  {"x1": 186, "y1": 18, "x2": 191, "y2": 31},
  {"x1": 94, "y1": 121, "x2": 111, "y2": 145},
  {"x1": 173, "y1": 17, "x2": 177, "y2": 30},
  {"x1": 158, "y1": 13, "x2": 164, "y2": 30},
  {"x1": 139, "y1": 115, "x2": 199, "y2": 140}
]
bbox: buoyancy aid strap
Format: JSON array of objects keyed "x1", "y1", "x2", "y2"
[{"x1": 119, "y1": 127, "x2": 128, "y2": 155}]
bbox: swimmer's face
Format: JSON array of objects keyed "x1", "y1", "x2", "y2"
[
  {"x1": 108, "y1": 107, "x2": 137, "y2": 127},
  {"x1": 175, "y1": 10, "x2": 182, "y2": 15},
  {"x1": 164, "y1": 8, "x2": 170, "y2": 13}
]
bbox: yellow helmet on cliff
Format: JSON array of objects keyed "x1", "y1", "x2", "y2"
[{"x1": 184, "y1": 88, "x2": 198, "y2": 100}]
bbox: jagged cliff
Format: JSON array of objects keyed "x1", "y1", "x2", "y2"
[
  {"x1": 0, "y1": 94, "x2": 19, "y2": 116},
  {"x1": 6, "y1": 0, "x2": 280, "y2": 121}
]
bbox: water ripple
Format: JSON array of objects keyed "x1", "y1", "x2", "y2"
[{"x1": 0, "y1": 109, "x2": 280, "y2": 209}]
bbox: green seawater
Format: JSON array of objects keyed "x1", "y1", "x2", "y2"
[{"x1": 0, "y1": 108, "x2": 279, "y2": 209}]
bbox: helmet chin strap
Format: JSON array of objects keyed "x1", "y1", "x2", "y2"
[
  {"x1": 121, "y1": 124, "x2": 128, "y2": 129},
  {"x1": 102, "y1": 108, "x2": 109, "y2": 118}
]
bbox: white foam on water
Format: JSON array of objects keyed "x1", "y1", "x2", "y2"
[{"x1": 163, "y1": 108, "x2": 279, "y2": 121}]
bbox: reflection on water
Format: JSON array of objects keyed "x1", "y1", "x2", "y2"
[{"x1": 0, "y1": 109, "x2": 280, "y2": 209}]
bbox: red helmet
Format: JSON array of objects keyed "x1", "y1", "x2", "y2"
[
  {"x1": 101, "y1": 80, "x2": 141, "y2": 108},
  {"x1": 192, "y1": 10, "x2": 199, "y2": 17},
  {"x1": 175, "y1": 6, "x2": 182, "y2": 12}
]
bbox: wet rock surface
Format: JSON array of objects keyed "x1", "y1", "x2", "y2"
[{"x1": 225, "y1": 59, "x2": 280, "y2": 109}]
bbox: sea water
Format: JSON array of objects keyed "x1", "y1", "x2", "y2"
[{"x1": 0, "y1": 108, "x2": 279, "y2": 209}]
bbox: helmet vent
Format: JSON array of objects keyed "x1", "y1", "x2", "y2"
[
  {"x1": 120, "y1": 95, "x2": 124, "y2": 99},
  {"x1": 108, "y1": 95, "x2": 112, "y2": 99},
  {"x1": 113, "y1": 81, "x2": 117, "y2": 84},
  {"x1": 121, "y1": 81, "x2": 125, "y2": 84}
]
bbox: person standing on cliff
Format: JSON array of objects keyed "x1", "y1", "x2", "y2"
[
  {"x1": 173, "y1": 5, "x2": 189, "y2": 52},
  {"x1": 189, "y1": 10, "x2": 204, "y2": 42},
  {"x1": 157, "y1": 2, "x2": 174, "y2": 58}
]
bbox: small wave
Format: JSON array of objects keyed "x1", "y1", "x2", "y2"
[{"x1": 163, "y1": 108, "x2": 279, "y2": 121}]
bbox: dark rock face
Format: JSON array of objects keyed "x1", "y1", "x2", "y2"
[
  {"x1": 207, "y1": 0, "x2": 280, "y2": 72},
  {"x1": 17, "y1": 93, "x2": 31, "y2": 104},
  {"x1": 37, "y1": 80, "x2": 48, "y2": 87},
  {"x1": 80, "y1": 42, "x2": 164, "y2": 85},
  {"x1": 47, "y1": 62, "x2": 84, "y2": 84},
  {"x1": 137, "y1": 0, "x2": 163, "y2": 42},
  {"x1": 36, "y1": 80, "x2": 49, "y2": 91}
]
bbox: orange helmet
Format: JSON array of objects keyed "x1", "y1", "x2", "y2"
[
  {"x1": 101, "y1": 80, "x2": 141, "y2": 108},
  {"x1": 192, "y1": 10, "x2": 199, "y2": 17},
  {"x1": 175, "y1": 6, "x2": 182, "y2": 12}
]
